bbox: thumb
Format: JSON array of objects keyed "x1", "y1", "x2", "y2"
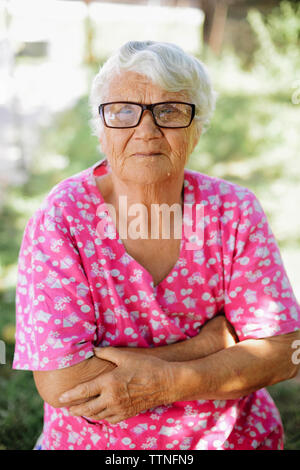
[{"x1": 93, "y1": 346, "x2": 125, "y2": 365}]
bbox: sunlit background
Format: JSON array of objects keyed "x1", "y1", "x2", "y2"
[{"x1": 0, "y1": 0, "x2": 299, "y2": 450}]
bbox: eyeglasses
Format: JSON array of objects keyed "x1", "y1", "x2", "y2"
[{"x1": 98, "y1": 101, "x2": 196, "y2": 129}]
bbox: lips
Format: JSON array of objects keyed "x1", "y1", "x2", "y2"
[{"x1": 133, "y1": 152, "x2": 162, "y2": 157}]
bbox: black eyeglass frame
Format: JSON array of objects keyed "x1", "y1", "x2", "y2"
[{"x1": 98, "y1": 101, "x2": 196, "y2": 129}]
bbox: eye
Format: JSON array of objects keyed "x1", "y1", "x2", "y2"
[
  {"x1": 105, "y1": 104, "x2": 138, "y2": 124},
  {"x1": 160, "y1": 106, "x2": 177, "y2": 115},
  {"x1": 156, "y1": 104, "x2": 182, "y2": 122},
  {"x1": 118, "y1": 106, "x2": 135, "y2": 115}
]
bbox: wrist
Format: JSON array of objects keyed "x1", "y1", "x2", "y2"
[{"x1": 167, "y1": 361, "x2": 203, "y2": 403}]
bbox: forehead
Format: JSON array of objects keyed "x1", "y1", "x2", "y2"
[{"x1": 103, "y1": 70, "x2": 188, "y2": 103}]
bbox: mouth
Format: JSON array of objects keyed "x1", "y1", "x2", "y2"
[{"x1": 133, "y1": 153, "x2": 162, "y2": 157}]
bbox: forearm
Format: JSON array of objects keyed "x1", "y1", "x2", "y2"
[
  {"x1": 118, "y1": 315, "x2": 238, "y2": 362},
  {"x1": 35, "y1": 329, "x2": 220, "y2": 408},
  {"x1": 34, "y1": 315, "x2": 237, "y2": 408},
  {"x1": 56, "y1": 331, "x2": 300, "y2": 424},
  {"x1": 172, "y1": 332, "x2": 300, "y2": 402},
  {"x1": 34, "y1": 356, "x2": 116, "y2": 409},
  {"x1": 48, "y1": 332, "x2": 227, "y2": 406},
  {"x1": 118, "y1": 332, "x2": 228, "y2": 362},
  {"x1": 34, "y1": 330, "x2": 223, "y2": 408}
]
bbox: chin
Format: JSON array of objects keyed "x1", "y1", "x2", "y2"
[
  {"x1": 129, "y1": 168, "x2": 168, "y2": 184},
  {"x1": 117, "y1": 158, "x2": 172, "y2": 184}
]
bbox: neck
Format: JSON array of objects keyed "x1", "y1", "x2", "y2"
[
  {"x1": 101, "y1": 172, "x2": 184, "y2": 240},
  {"x1": 109, "y1": 172, "x2": 184, "y2": 212}
]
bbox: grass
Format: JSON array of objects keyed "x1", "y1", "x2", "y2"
[
  {"x1": 0, "y1": 364, "x2": 43, "y2": 450},
  {"x1": 268, "y1": 380, "x2": 300, "y2": 450}
]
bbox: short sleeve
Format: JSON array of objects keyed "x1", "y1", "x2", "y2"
[
  {"x1": 223, "y1": 190, "x2": 300, "y2": 341},
  {"x1": 13, "y1": 206, "x2": 97, "y2": 371}
]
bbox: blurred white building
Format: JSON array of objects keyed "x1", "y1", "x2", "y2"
[{"x1": 0, "y1": 0, "x2": 203, "y2": 200}]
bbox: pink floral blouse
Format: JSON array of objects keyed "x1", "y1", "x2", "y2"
[{"x1": 13, "y1": 157, "x2": 300, "y2": 450}]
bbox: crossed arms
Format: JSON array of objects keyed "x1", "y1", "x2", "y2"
[{"x1": 33, "y1": 315, "x2": 300, "y2": 424}]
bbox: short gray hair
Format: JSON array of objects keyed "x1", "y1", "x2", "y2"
[{"x1": 89, "y1": 40, "x2": 217, "y2": 137}]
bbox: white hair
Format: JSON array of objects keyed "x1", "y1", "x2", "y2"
[{"x1": 89, "y1": 40, "x2": 217, "y2": 137}]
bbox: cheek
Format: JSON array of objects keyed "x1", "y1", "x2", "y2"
[
  {"x1": 101, "y1": 130, "x2": 132, "y2": 159},
  {"x1": 168, "y1": 130, "x2": 191, "y2": 160}
]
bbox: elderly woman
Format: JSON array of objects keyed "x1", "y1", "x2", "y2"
[{"x1": 13, "y1": 40, "x2": 300, "y2": 450}]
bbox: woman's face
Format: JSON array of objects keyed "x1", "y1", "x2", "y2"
[{"x1": 98, "y1": 71, "x2": 201, "y2": 185}]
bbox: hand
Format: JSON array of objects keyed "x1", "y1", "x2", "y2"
[{"x1": 59, "y1": 347, "x2": 177, "y2": 424}]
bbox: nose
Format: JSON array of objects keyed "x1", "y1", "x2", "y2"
[{"x1": 134, "y1": 109, "x2": 161, "y2": 138}]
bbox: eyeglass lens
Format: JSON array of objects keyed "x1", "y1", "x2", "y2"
[{"x1": 103, "y1": 102, "x2": 193, "y2": 128}]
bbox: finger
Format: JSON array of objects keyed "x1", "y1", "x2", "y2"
[
  {"x1": 87, "y1": 409, "x2": 113, "y2": 421},
  {"x1": 59, "y1": 377, "x2": 101, "y2": 404},
  {"x1": 68, "y1": 395, "x2": 105, "y2": 418},
  {"x1": 93, "y1": 346, "x2": 125, "y2": 365},
  {"x1": 88, "y1": 412, "x2": 123, "y2": 425}
]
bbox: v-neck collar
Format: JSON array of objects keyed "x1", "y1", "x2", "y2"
[{"x1": 88, "y1": 157, "x2": 187, "y2": 291}]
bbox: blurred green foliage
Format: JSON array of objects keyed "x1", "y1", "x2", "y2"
[{"x1": 0, "y1": 1, "x2": 299, "y2": 450}]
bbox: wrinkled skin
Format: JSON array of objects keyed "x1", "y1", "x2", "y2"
[{"x1": 61, "y1": 347, "x2": 178, "y2": 424}]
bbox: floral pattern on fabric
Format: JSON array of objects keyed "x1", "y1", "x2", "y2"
[{"x1": 13, "y1": 157, "x2": 300, "y2": 450}]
